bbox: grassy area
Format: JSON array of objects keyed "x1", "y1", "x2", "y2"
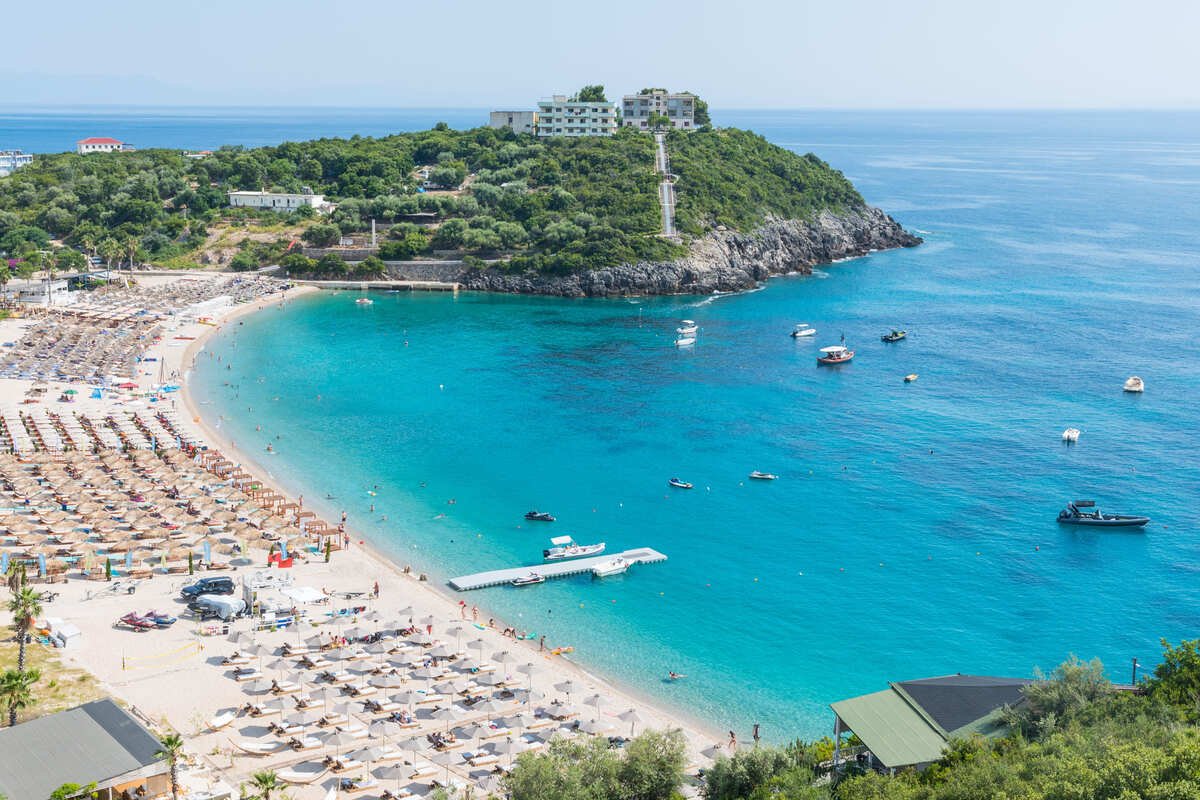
[{"x1": 0, "y1": 638, "x2": 104, "y2": 724}]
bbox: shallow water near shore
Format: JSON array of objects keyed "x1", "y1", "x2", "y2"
[{"x1": 192, "y1": 111, "x2": 1200, "y2": 741}]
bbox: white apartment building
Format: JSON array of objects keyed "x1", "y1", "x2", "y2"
[
  {"x1": 227, "y1": 191, "x2": 331, "y2": 212},
  {"x1": 76, "y1": 137, "x2": 127, "y2": 154},
  {"x1": 489, "y1": 110, "x2": 538, "y2": 135},
  {"x1": 536, "y1": 96, "x2": 618, "y2": 137},
  {"x1": 0, "y1": 150, "x2": 33, "y2": 176},
  {"x1": 621, "y1": 91, "x2": 696, "y2": 130}
]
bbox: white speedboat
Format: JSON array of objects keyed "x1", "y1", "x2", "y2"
[
  {"x1": 748, "y1": 471, "x2": 777, "y2": 480},
  {"x1": 790, "y1": 323, "x2": 817, "y2": 338},
  {"x1": 677, "y1": 325, "x2": 698, "y2": 335},
  {"x1": 1123, "y1": 376, "x2": 1144, "y2": 393},
  {"x1": 592, "y1": 557, "x2": 629, "y2": 578},
  {"x1": 1062, "y1": 428, "x2": 1080, "y2": 443},
  {"x1": 511, "y1": 573, "x2": 545, "y2": 587},
  {"x1": 355, "y1": 298, "x2": 374, "y2": 306},
  {"x1": 543, "y1": 536, "x2": 605, "y2": 561},
  {"x1": 674, "y1": 336, "x2": 696, "y2": 347}
]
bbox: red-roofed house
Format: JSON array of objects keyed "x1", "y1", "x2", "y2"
[{"x1": 77, "y1": 137, "x2": 126, "y2": 154}]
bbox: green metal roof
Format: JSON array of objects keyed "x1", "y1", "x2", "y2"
[{"x1": 831, "y1": 689, "x2": 947, "y2": 768}]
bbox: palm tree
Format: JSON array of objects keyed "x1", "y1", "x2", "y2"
[
  {"x1": 244, "y1": 770, "x2": 285, "y2": 800},
  {"x1": 0, "y1": 668, "x2": 40, "y2": 726},
  {"x1": 8, "y1": 584, "x2": 41, "y2": 674},
  {"x1": 156, "y1": 733, "x2": 185, "y2": 800},
  {"x1": 122, "y1": 235, "x2": 140, "y2": 288}
]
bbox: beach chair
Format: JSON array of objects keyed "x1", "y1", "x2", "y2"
[
  {"x1": 337, "y1": 721, "x2": 370, "y2": 739},
  {"x1": 277, "y1": 766, "x2": 329, "y2": 785},
  {"x1": 320, "y1": 711, "x2": 349, "y2": 727},
  {"x1": 380, "y1": 789, "x2": 412, "y2": 800},
  {"x1": 415, "y1": 692, "x2": 445, "y2": 705},
  {"x1": 289, "y1": 735, "x2": 323, "y2": 751},
  {"x1": 233, "y1": 668, "x2": 264, "y2": 682},
  {"x1": 480, "y1": 726, "x2": 511, "y2": 740},
  {"x1": 409, "y1": 762, "x2": 438, "y2": 780},
  {"x1": 272, "y1": 679, "x2": 302, "y2": 695},
  {"x1": 332, "y1": 755, "x2": 363, "y2": 772},
  {"x1": 208, "y1": 709, "x2": 238, "y2": 731},
  {"x1": 340, "y1": 776, "x2": 379, "y2": 794},
  {"x1": 232, "y1": 739, "x2": 286, "y2": 756},
  {"x1": 469, "y1": 753, "x2": 500, "y2": 768},
  {"x1": 365, "y1": 698, "x2": 402, "y2": 715},
  {"x1": 347, "y1": 683, "x2": 377, "y2": 697},
  {"x1": 269, "y1": 721, "x2": 305, "y2": 737},
  {"x1": 222, "y1": 653, "x2": 252, "y2": 666}
]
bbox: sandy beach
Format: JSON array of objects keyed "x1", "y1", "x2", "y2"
[{"x1": 0, "y1": 274, "x2": 724, "y2": 799}]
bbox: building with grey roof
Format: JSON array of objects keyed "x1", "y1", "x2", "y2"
[{"x1": 0, "y1": 698, "x2": 169, "y2": 800}]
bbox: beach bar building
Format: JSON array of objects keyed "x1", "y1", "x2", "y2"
[
  {"x1": 829, "y1": 674, "x2": 1031, "y2": 773},
  {"x1": 0, "y1": 698, "x2": 170, "y2": 799}
]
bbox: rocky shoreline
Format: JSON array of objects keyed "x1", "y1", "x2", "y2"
[{"x1": 454, "y1": 205, "x2": 921, "y2": 297}]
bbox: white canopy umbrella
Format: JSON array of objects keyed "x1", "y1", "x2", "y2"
[{"x1": 619, "y1": 707, "x2": 645, "y2": 737}]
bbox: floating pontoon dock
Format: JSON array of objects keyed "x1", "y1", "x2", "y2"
[{"x1": 448, "y1": 548, "x2": 667, "y2": 591}]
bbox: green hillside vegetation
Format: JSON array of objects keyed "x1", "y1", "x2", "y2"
[
  {"x1": 506, "y1": 640, "x2": 1200, "y2": 800},
  {"x1": 667, "y1": 128, "x2": 864, "y2": 236},
  {"x1": 0, "y1": 124, "x2": 870, "y2": 275}
]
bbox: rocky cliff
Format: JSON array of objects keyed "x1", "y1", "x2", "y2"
[{"x1": 452, "y1": 206, "x2": 920, "y2": 297}]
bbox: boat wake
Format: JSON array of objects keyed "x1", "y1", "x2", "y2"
[{"x1": 811, "y1": 269, "x2": 830, "y2": 279}]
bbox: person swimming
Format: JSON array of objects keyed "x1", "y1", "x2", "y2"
[{"x1": 668, "y1": 671, "x2": 686, "y2": 680}]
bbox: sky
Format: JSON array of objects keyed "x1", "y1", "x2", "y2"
[{"x1": 4, "y1": 0, "x2": 1199, "y2": 109}]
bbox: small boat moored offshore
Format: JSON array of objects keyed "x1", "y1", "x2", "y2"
[
  {"x1": 881, "y1": 329, "x2": 907, "y2": 342},
  {"x1": 592, "y1": 557, "x2": 629, "y2": 578},
  {"x1": 668, "y1": 477, "x2": 693, "y2": 489},
  {"x1": 790, "y1": 323, "x2": 817, "y2": 338},
  {"x1": 904, "y1": 373, "x2": 919, "y2": 383},
  {"x1": 748, "y1": 471, "x2": 777, "y2": 480},
  {"x1": 543, "y1": 536, "x2": 606, "y2": 561},
  {"x1": 511, "y1": 572, "x2": 545, "y2": 587},
  {"x1": 1124, "y1": 376, "x2": 1145, "y2": 393},
  {"x1": 355, "y1": 298, "x2": 374, "y2": 306},
  {"x1": 1057, "y1": 500, "x2": 1149, "y2": 528},
  {"x1": 524, "y1": 510, "x2": 556, "y2": 522},
  {"x1": 677, "y1": 320, "x2": 699, "y2": 335},
  {"x1": 674, "y1": 336, "x2": 696, "y2": 347},
  {"x1": 817, "y1": 345, "x2": 855, "y2": 365},
  {"x1": 1062, "y1": 428, "x2": 1080, "y2": 443}
]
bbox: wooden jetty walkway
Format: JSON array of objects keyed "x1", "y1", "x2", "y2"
[{"x1": 448, "y1": 548, "x2": 667, "y2": 591}]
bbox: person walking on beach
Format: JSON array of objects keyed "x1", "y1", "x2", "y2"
[
  {"x1": 471, "y1": 605, "x2": 479, "y2": 622},
  {"x1": 728, "y1": 731, "x2": 737, "y2": 750},
  {"x1": 373, "y1": 581, "x2": 380, "y2": 598},
  {"x1": 458, "y1": 600, "x2": 467, "y2": 619},
  {"x1": 539, "y1": 635, "x2": 545, "y2": 652}
]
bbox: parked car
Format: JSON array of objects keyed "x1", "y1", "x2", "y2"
[
  {"x1": 180, "y1": 576, "x2": 235, "y2": 598},
  {"x1": 187, "y1": 594, "x2": 247, "y2": 621}
]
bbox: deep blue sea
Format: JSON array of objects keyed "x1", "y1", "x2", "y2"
[{"x1": 102, "y1": 107, "x2": 1197, "y2": 741}]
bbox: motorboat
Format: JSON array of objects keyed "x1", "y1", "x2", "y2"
[
  {"x1": 675, "y1": 336, "x2": 696, "y2": 347},
  {"x1": 543, "y1": 536, "x2": 605, "y2": 561},
  {"x1": 748, "y1": 471, "x2": 777, "y2": 480},
  {"x1": 511, "y1": 573, "x2": 545, "y2": 587},
  {"x1": 817, "y1": 345, "x2": 854, "y2": 365},
  {"x1": 1062, "y1": 428, "x2": 1080, "y2": 443},
  {"x1": 1057, "y1": 500, "x2": 1149, "y2": 528},
  {"x1": 1124, "y1": 376, "x2": 1144, "y2": 393},
  {"x1": 592, "y1": 557, "x2": 629, "y2": 578},
  {"x1": 668, "y1": 477, "x2": 693, "y2": 489},
  {"x1": 355, "y1": 298, "x2": 374, "y2": 306},
  {"x1": 524, "y1": 511, "x2": 555, "y2": 522},
  {"x1": 677, "y1": 321, "x2": 699, "y2": 335},
  {"x1": 790, "y1": 323, "x2": 817, "y2": 338},
  {"x1": 144, "y1": 609, "x2": 177, "y2": 627},
  {"x1": 904, "y1": 374, "x2": 919, "y2": 383},
  {"x1": 881, "y1": 329, "x2": 907, "y2": 342}
]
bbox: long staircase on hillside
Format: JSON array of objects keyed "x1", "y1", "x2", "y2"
[{"x1": 653, "y1": 132, "x2": 677, "y2": 238}]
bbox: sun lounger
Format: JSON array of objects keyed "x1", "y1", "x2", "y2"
[
  {"x1": 233, "y1": 669, "x2": 264, "y2": 682},
  {"x1": 409, "y1": 762, "x2": 438, "y2": 780},
  {"x1": 282, "y1": 645, "x2": 315, "y2": 656},
  {"x1": 469, "y1": 753, "x2": 499, "y2": 767},
  {"x1": 208, "y1": 709, "x2": 238, "y2": 731},
  {"x1": 299, "y1": 655, "x2": 330, "y2": 669},
  {"x1": 320, "y1": 712, "x2": 349, "y2": 727},
  {"x1": 222, "y1": 654, "x2": 252, "y2": 666},
  {"x1": 480, "y1": 726, "x2": 512, "y2": 739},
  {"x1": 290, "y1": 735, "x2": 324, "y2": 751},
  {"x1": 337, "y1": 722, "x2": 369, "y2": 739},
  {"x1": 232, "y1": 739, "x2": 286, "y2": 756},
  {"x1": 277, "y1": 767, "x2": 329, "y2": 785},
  {"x1": 340, "y1": 776, "x2": 379, "y2": 794},
  {"x1": 332, "y1": 756, "x2": 363, "y2": 772},
  {"x1": 272, "y1": 680, "x2": 302, "y2": 694},
  {"x1": 270, "y1": 721, "x2": 305, "y2": 736},
  {"x1": 380, "y1": 789, "x2": 413, "y2": 800},
  {"x1": 414, "y1": 692, "x2": 445, "y2": 705},
  {"x1": 378, "y1": 746, "x2": 405, "y2": 762},
  {"x1": 347, "y1": 684, "x2": 377, "y2": 697},
  {"x1": 345, "y1": 649, "x2": 371, "y2": 661},
  {"x1": 365, "y1": 699, "x2": 402, "y2": 714},
  {"x1": 325, "y1": 671, "x2": 355, "y2": 685},
  {"x1": 243, "y1": 702, "x2": 282, "y2": 717},
  {"x1": 526, "y1": 716, "x2": 556, "y2": 730}
]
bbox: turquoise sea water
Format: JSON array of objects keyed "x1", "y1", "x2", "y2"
[{"x1": 187, "y1": 111, "x2": 1200, "y2": 741}]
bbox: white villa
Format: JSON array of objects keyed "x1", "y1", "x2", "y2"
[
  {"x1": 489, "y1": 110, "x2": 538, "y2": 135},
  {"x1": 227, "y1": 191, "x2": 331, "y2": 212},
  {"x1": 76, "y1": 137, "x2": 128, "y2": 154},
  {"x1": 0, "y1": 150, "x2": 33, "y2": 176}
]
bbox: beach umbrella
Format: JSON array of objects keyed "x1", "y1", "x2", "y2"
[
  {"x1": 248, "y1": 678, "x2": 275, "y2": 694},
  {"x1": 344, "y1": 626, "x2": 367, "y2": 641},
  {"x1": 410, "y1": 666, "x2": 440, "y2": 686},
  {"x1": 491, "y1": 650, "x2": 518, "y2": 665},
  {"x1": 351, "y1": 745, "x2": 386, "y2": 772},
  {"x1": 408, "y1": 631, "x2": 434, "y2": 646},
  {"x1": 371, "y1": 674, "x2": 405, "y2": 690},
  {"x1": 505, "y1": 712, "x2": 536, "y2": 733},
  {"x1": 427, "y1": 644, "x2": 454, "y2": 661},
  {"x1": 584, "y1": 693, "x2": 604, "y2": 716},
  {"x1": 578, "y1": 718, "x2": 611, "y2": 736},
  {"x1": 287, "y1": 709, "x2": 323, "y2": 728},
  {"x1": 267, "y1": 658, "x2": 292, "y2": 678},
  {"x1": 429, "y1": 705, "x2": 460, "y2": 731},
  {"x1": 374, "y1": 762, "x2": 409, "y2": 794},
  {"x1": 395, "y1": 735, "x2": 426, "y2": 759},
  {"x1": 444, "y1": 624, "x2": 469, "y2": 649},
  {"x1": 512, "y1": 688, "x2": 545, "y2": 706},
  {"x1": 473, "y1": 699, "x2": 505, "y2": 724},
  {"x1": 555, "y1": 680, "x2": 584, "y2": 702},
  {"x1": 368, "y1": 720, "x2": 402, "y2": 744},
  {"x1": 473, "y1": 672, "x2": 506, "y2": 688},
  {"x1": 312, "y1": 686, "x2": 342, "y2": 714},
  {"x1": 491, "y1": 736, "x2": 528, "y2": 766},
  {"x1": 619, "y1": 707, "x2": 645, "y2": 737},
  {"x1": 465, "y1": 638, "x2": 487, "y2": 654},
  {"x1": 417, "y1": 614, "x2": 436, "y2": 628},
  {"x1": 391, "y1": 691, "x2": 420, "y2": 708},
  {"x1": 429, "y1": 749, "x2": 460, "y2": 785},
  {"x1": 325, "y1": 730, "x2": 360, "y2": 757}
]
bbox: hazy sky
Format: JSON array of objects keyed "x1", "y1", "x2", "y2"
[{"x1": 5, "y1": 0, "x2": 1198, "y2": 108}]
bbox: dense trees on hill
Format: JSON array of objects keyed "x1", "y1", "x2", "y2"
[
  {"x1": 0, "y1": 123, "x2": 868, "y2": 273},
  {"x1": 507, "y1": 640, "x2": 1200, "y2": 800}
]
